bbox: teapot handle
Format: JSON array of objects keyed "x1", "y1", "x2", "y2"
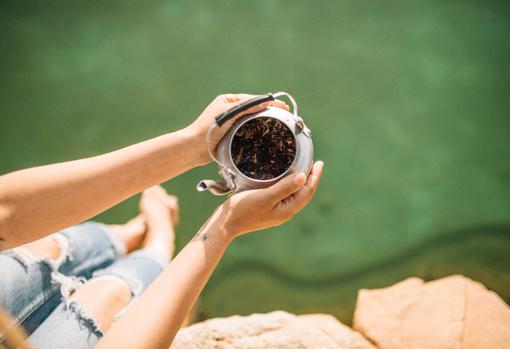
[
  {"x1": 215, "y1": 91, "x2": 298, "y2": 127},
  {"x1": 215, "y1": 93, "x2": 275, "y2": 127}
]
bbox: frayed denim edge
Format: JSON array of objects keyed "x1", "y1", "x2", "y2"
[
  {"x1": 8, "y1": 236, "x2": 87, "y2": 315},
  {"x1": 65, "y1": 301, "x2": 104, "y2": 338}
]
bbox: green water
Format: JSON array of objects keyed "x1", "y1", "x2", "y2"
[{"x1": 1, "y1": 0, "x2": 509, "y2": 323}]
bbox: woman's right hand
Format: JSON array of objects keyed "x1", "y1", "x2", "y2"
[
  {"x1": 186, "y1": 94, "x2": 289, "y2": 166},
  {"x1": 216, "y1": 161, "x2": 324, "y2": 238}
]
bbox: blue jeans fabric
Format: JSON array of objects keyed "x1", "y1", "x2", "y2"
[{"x1": 0, "y1": 222, "x2": 167, "y2": 349}]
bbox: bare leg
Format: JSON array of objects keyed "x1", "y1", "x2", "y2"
[
  {"x1": 18, "y1": 186, "x2": 178, "y2": 337},
  {"x1": 20, "y1": 215, "x2": 147, "y2": 263},
  {"x1": 105, "y1": 187, "x2": 180, "y2": 259},
  {"x1": 20, "y1": 237, "x2": 61, "y2": 262},
  {"x1": 69, "y1": 276, "x2": 132, "y2": 331},
  {"x1": 139, "y1": 186, "x2": 179, "y2": 261},
  {"x1": 107, "y1": 215, "x2": 146, "y2": 254},
  {"x1": 66, "y1": 186, "x2": 179, "y2": 332}
]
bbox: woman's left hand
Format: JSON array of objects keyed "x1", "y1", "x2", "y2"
[{"x1": 215, "y1": 161, "x2": 324, "y2": 239}]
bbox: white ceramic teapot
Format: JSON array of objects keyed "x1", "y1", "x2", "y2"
[{"x1": 197, "y1": 92, "x2": 313, "y2": 195}]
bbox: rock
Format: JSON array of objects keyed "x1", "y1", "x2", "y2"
[
  {"x1": 353, "y1": 275, "x2": 510, "y2": 349},
  {"x1": 296, "y1": 314, "x2": 378, "y2": 349},
  {"x1": 171, "y1": 311, "x2": 376, "y2": 349}
]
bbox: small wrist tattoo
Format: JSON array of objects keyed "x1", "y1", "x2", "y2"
[
  {"x1": 192, "y1": 231, "x2": 208, "y2": 242},
  {"x1": 193, "y1": 214, "x2": 214, "y2": 242}
]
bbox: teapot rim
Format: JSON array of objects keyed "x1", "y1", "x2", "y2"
[{"x1": 227, "y1": 111, "x2": 299, "y2": 184}]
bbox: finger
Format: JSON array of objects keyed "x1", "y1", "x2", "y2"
[
  {"x1": 221, "y1": 95, "x2": 290, "y2": 130},
  {"x1": 238, "y1": 100, "x2": 271, "y2": 116},
  {"x1": 223, "y1": 94, "x2": 255, "y2": 103},
  {"x1": 258, "y1": 172, "x2": 307, "y2": 206},
  {"x1": 284, "y1": 161, "x2": 324, "y2": 212},
  {"x1": 223, "y1": 94, "x2": 288, "y2": 109},
  {"x1": 268, "y1": 100, "x2": 290, "y2": 111},
  {"x1": 219, "y1": 95, "x2": 265, "y2": 128},
  {"x1": 228, "y1": 94, "x2": 290, "y2": 114},
  {"x1": 237, "y1": 98, "x2": 289, "y2": 114}
]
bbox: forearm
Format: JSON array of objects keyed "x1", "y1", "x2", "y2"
[
  {"x1": 0, "y1": 127, "x2": 207, "y2": 249},
  {"x1": 96, "y1": 208, "x2": 233, "y2": 349},
  {"x1": 95, "y1": 162, "x2": 323, "y2": 349}
]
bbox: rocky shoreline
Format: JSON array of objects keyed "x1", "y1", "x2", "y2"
[{"x1": 171, "y1": 275, "x2": 510, "y2": 349}]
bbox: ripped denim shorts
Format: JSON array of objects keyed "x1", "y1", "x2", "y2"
[{"x1": 0, "y1": 222, "x2": 167, "y2": 349}]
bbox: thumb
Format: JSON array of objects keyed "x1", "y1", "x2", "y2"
[{"x1": 262, "y1": 172, "x2": 306, "y2": 205}]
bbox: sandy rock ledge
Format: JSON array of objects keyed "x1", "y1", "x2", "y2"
[
  {"x1": 171, "y1": 275, "x2": 510, "y2": 349},
  {"x1": 171, "y1": 311, "x2": 376, "y2": 349},
  {"x1": 353, "y1": 275, "x2": 510, "y2": 349}
]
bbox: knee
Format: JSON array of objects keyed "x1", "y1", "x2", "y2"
[
  {"x1": 84, "y1": 276, "x2": 132, "y2": 305},
  {"x1": 69, "y1": 276, "x2": 132, "y2": 332}
]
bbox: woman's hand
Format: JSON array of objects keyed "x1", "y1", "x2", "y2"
[
  {"x1": 214, "y1": 161, "x2": 324, "y2": 239},
  {"x1": 186, "y1": 93, "x2": 289, "y2": 165}
]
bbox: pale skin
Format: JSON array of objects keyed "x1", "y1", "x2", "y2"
[
  {"x1": 0, "y1": 93, "x2": 324, "y2": 348},
  {"x1": 70, "y1": 187, "x2": 182, "y2": 332},
  {"x1": 0, "y1": 94, "x2": 288, "y2": 249},
  {"x1": 97, "y1": 162, "x2": 323, "y2": 349},
  {"x1": 16, "y1": 186, "x2": 179, "y2": 333}
]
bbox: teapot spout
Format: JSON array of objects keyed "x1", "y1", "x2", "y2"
[{"x1": 196, "y1": 179, "x2": 233, "y2": 196}]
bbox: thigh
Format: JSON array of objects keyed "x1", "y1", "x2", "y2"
[
  {"x1": 0, "y1": 222, "x2": 124, "y2": 338},
  {"x1": 27, "y1": 250, "x2": 167, "y2": 349},
  {"x1": 93, "y1": 250, "x2": 167, "y2": 298},
  {"x1": 57, "y1": 222, "x2": 126, "y2": 279},
  {"x1": 0, "y1": 252, "x2": 58, "y2": 337},
  {"x1": 27, "y1": 301, "x2": 102, "y2": 349}
]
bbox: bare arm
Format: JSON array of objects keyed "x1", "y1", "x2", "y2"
[
  {"x1": 0, "y1": 94, "x2": 287, "y2": 249},
  {"x1": 98, "y1": 207, "x2": 232, "y2": 349},
  {"x1": 0, "y1": 129, "x2": 203, "y2": 249},
  {"x1": 96, "y1": 161, "x2": 324, "y2": 349}
]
